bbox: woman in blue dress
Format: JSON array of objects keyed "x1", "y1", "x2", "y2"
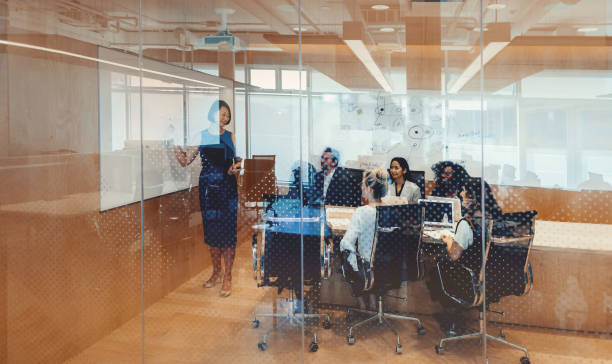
[{"x1": 174, "y1": 100, "x2": 240, "y2": 297}]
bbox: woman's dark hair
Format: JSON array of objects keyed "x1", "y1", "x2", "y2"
[
  {"x1": 463, "y1": 177, "x2": 503, "y2": 218},
  {"x1": 463, "y1": 177, "x2": 483, "y2": 211},
  {"x1": 431, "y1": 161, "x2": 467, "y2": 184},
  {"x1": 431, "y1": 160, "x2": 469, "y2": 194},
  {"x1": 208, "y1": 100, "x2": 232, "y2": 124},
  {"x1": 389, "y1": 157, "x2": 410, "y2": 181}
]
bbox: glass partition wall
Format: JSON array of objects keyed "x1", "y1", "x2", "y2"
[
  {"x1": 482, "y1": 1, "x2": 612, "y2": 363},
  {"x1": 1, "y1": 1, "x2": 611, "y2": 363}
]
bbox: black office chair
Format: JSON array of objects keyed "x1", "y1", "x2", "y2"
[
  {"x1": 251, "y1": 195, "x2": 333, "y2": 352},
  {"x1": 433, "y1": 219, "x2": 492, "y2": 354},
  {"x1": 408, "y1": 170, "x2": 426, "y2": 198},
  {"x1": 434, "y1": 212, "x2": 536, "y2": 364},
  {"x1": 484, "y1": 210, "x2": 537, "y2": 362},
  {"x1": 343, "y1": 204, "x2": 427, "y2": 354},
  {"x1": 325, "y1": 167, "x2": 364, "y2": 207}
]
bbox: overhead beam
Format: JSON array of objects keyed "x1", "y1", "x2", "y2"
[
  {"x1": 511, "y1": 0, "x2": 559, "y2": 38},
  {"x1": 230, "y1": 0, "x2": 294, "y2": 35},
  {"x1": 405, "y1": 16, "x2": 443, "y2": 90},
  {"x1": 343, "y1": 21, "x2": 392, "y2": 92},
  {"x1": 286, "y1": 0, "x2": 322, "y2": 33}
]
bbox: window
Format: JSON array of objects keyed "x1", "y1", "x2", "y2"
[
  {"x1": 281, "y1": 70, "x2": 307, "y2": 90},
  {"x1": 250, "y1": 69, "x2": 276, "y2": 89}
]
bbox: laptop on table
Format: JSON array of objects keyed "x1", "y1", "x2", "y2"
[{"x1": 418, "y1": 199, "x2": 456, "y2": 240}]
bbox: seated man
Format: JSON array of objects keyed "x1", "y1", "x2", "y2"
[{"x1": 313, "y1": 147, "x2": 362, "y2": 207}]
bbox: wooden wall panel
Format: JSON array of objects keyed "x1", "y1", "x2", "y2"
[
  {"x1": 0, "y1": 154, "x2": 209, "y2": 363},
  {"x1": 493, "y1": 185, "x2": 612, "y2": 224},
  {"x1": 1, "y1": 5, "x2": 8, "y2": 362},
  {"x1": 494, "y1": 248, "x2": 612, "y2": 332},
  {"x1": 7, "y1": 34, "x2": 98, "y2": 156},
  {"x1": 426, "y1": 181, "x2": 612, "y2": 224},
  {"x1": 0, "y1": 34, "x2": 211, "y2": 363}
]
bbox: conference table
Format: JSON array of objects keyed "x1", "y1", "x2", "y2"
[{"x1": 322, "y1": 205, "x2": 612, "y2": 333}]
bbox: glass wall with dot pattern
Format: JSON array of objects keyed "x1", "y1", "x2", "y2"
[
  {"x1": 0, "y1": 0, "x2": 146, "y2": 362},
  {"x1": 2, "y1": 1, "x2": 611, "y2": 363}
]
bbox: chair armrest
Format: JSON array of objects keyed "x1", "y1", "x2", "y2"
[
  {"x1": 377, "y1": 226, "x2": 400, "y2": 233},
  {"x1": 321, "y1": 237, "x2": 333, "y2": 280},
  {"x1": 252, "y1": 233, "x2": 259, "y2": 280},
  {"x1": 523, "y1": 262, "x2": 534, "y2": 295},
  {"x1": 340, "y1": 250, "x2": 350, "y2": 281},
  {"x1": 436, "y1": 256, "x2": 480, "y2": 307}
]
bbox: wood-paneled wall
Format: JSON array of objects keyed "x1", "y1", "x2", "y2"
[
  {"x1": 1, "y1": 10, "x2": 8, "y2": 361},
  {"x1": 0, "y1": 153, "x2": 210, "y2": 363},
  {"x1": 0, "y1": 34, "x2": 211, "y2": 363},
  {"x1": 425, "y1": 181, "x2": 612, "y2": 224}
]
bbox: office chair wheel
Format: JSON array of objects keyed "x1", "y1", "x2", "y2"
[
  {"x1": 520, "y1": 357, "x2": 530, "y2": 364},
  {"x1": 347, "y1": 335, "x2": 355, "y2": 345},
  {"x1": 435, "y1": 345, "x2": 444, "y2": 355},
  {"x1": 257, "y1": 342, "x2": 267, "y2": 351},
  {"x1": 252, "y1": 319, "x2": 260, "y2": 329},
  {"x1": 395, "y1": 345, "x2": 403, "y2": 355},
  {"x1": 322, "y1": 319, "x2": 331, "y2": 329},
  {"x1": 417, "y1": 325, "x2": 426, "y2": 336},
  {"x1": 309, "y1": 341, "x2": 319, "y2": 352}
]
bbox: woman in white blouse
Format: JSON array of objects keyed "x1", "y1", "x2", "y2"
[
  {"x1": 340, "y1": 168, "x2": 388, "y2": 309},
  {"x1": 384, "y1": 157, "x2": 421, "y2": 204}
]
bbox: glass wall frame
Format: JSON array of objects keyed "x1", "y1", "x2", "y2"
[{"x1": 2, "y1": 1, "x2": 612, "y2": 363}]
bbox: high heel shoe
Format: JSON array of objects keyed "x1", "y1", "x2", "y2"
[
  {"x1": 219, "y1": 277, "x2": 232, "y2": 297},
  {"x1": 203, "y1": 274, "x2": 222, "y2": 288}
]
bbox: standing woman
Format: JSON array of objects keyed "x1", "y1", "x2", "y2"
[
  {"x1": 174, "y1": 100, "x2": 241, "y2": 297},
  {"x1": 385, "y1": 157, "x2": 421, "y2": 204}
]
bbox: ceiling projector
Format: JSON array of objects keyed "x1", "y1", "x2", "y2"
[{"x1": 194, "y1": 7, "x2": 243, "y2": 50}]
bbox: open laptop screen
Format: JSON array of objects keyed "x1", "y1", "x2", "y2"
[
  {"x1": 418, "y1": 199, "x2": 454, "y2": 228},
  {"x1": 426, "y1": 196, "x2": 462, "y2": 224}
]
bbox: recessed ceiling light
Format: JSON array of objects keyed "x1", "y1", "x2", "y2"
[
  {"x1": 473, "y1": 27, "x2": 489, "y2": 32},
  {"x1": 577, "y1": 27, "x2": 598, "y2": 33},
  {"x1": 487, "y1": 3, "x2": 506, "y2": 10},
  {"x1": 380, "y1": 27, "x2": 394, "y2": 32},
  {"x1": 371, "y1": 4, "x2": 390, "y2": 10},
  {"x1": 293, "y1": 26, "x2": 309, "y2": 32}
]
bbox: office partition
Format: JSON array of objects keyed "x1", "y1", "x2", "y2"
[{"x1": 1, "y1": 1, "x2": 611, "y2": 363}]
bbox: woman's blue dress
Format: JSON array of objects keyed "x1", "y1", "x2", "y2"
[{"x1": 198, "y1": 129, "x2": 237, "y2": 248}]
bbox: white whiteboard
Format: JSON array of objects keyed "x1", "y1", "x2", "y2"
[{"x1": 98, "y1": 47, "x2": 234, "y2": 211}]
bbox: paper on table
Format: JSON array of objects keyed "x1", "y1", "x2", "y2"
[
  {"x1": 328, "y1": 218, "x2": 351, "y2": 227},
  {"x1": 423, "y1": 229, "x2": 454, "y2": 240},
  {"x1": 326, "y1": 207, "x2": 356, "y2": 214}
]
